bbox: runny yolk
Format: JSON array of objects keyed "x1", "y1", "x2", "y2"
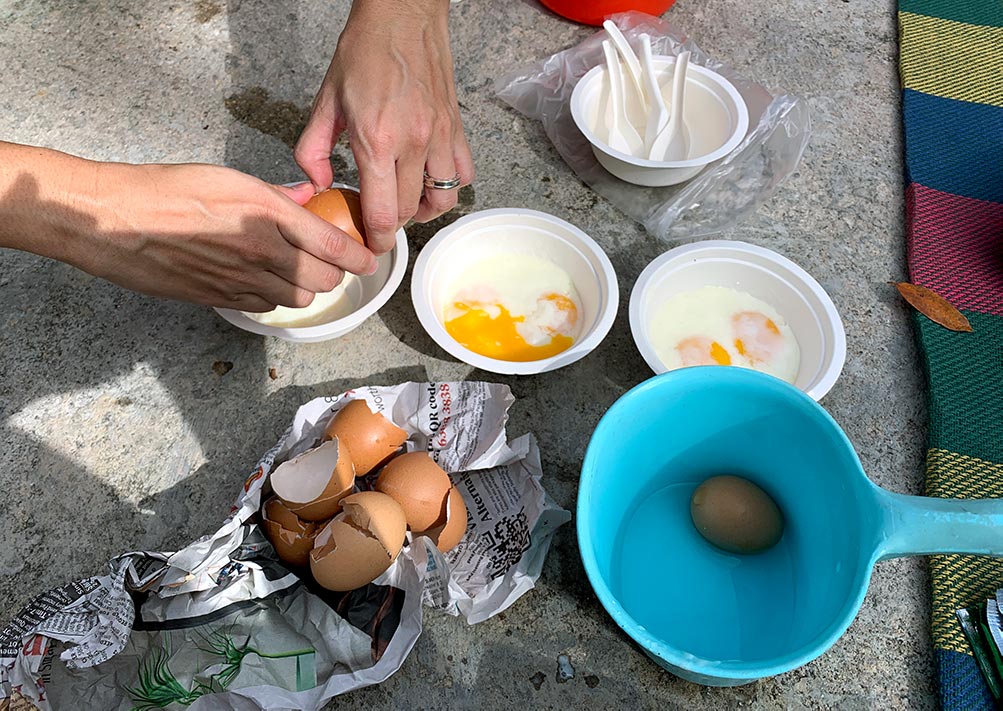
[
  {"x1": 444, "y1": 295, "x2": 577, "y2": 362},
  {"x1": 733, "y1": 311, "x2": 784, "y2": 363},
  {"x1": 676, "y1": 336, "x2": 732, "y2": 366}
]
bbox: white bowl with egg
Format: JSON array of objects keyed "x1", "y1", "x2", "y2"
[
  {"x1": 570, "y1": 57, "x2": 749, "y2": 187},
  {"x1": 629, "y1": 240, "x2": 845, "y2": 401},
  {"x1": 214, "y1": 184, "x2": 408, "y2": 343},
  {"x1": 411, "y1": 208, "x2": 618, "y2": 375}
]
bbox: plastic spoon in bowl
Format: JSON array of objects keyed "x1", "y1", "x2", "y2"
[
  {"x1": 602, "y1": 39, "x2": 644, "y2": 157},
  {"x1": 639, "y1": 34, "x2": 669, "y2": 156},
  {"x1": 602, "y1": 20, "x2": 646, "y2": 112},
  {"x1": 649, "y1": 51, "x2": 691, "y2": 162}
]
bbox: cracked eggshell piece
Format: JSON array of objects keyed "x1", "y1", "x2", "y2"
[
  {"x1": 309, "y1": 491, "x2": 408, "y2": 591},
  {"x1": 375, "y1": 452, "x2": 452, "y2": 531},
  {"x1": 323, "y1": 399, "x2": 408, "y2": 476},
  {"x1": 415, "y1": 485, "x2": 469, "y2": 553},
  {"x1": 261, "y1": 497, "x2": 319, "y2": 568},
  {"x1": 270, "y1": 439, "x2": 356, "y2": 522}
]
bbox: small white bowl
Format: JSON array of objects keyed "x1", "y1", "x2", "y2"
[
  {"x1": 628, "y1": 240, "x2": 846, "y2": 401},
  {"x1": 215, "y1": 184, "x2": 408, "y2": 344},
  {"x1": 411, "y1": 208, "x2": 618, "y2": 375},
  {"x1": 571, "y1": 57, "x2": 749, "y2": 187}
]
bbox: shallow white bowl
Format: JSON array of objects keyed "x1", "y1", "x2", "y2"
[
  {"x1": 411, "y1": 208, "x2": 618, "y2": 375},
  {"x1": 215, "y1": 183, "x2": 408, "y2": 344},
  {"x1": 628, "y1": 240, "x2": 846, "y2": 401},
  {"x1": 571, "y1": 56, "x2": 750, "y2": 187}
]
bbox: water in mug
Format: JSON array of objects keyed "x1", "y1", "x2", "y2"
[{"x1": 611, "y1": 480, "x2": 797, "y2": 662}]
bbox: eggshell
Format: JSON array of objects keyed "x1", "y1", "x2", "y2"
[
  {"x1": 261, "y1": 497, "x2": 318, "y2": 567},
  {"x1": 304, "y1": 188, "x2": 367, "y2": 246},
  {"x1": 415, "y1": 486, "x2": 469, "y2": 553},
  {"x1": 270, "y1": 439, "x2": 356, "y2": 521},
  {"x1": 323, "y1": 400, "x2": 408, "y2": 476},
  {"x1": 339, "y1": 491, "x2": 408, "y2": 558},
  {"x1": 309, "y1": 491, "x2": 408, "y2": 591},
  {"x1": 375, "y1": 452, "x2": 452, "y2": 531}
]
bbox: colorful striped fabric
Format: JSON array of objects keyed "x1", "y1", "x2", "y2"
[{"x1": 898, "y1": 1, "x2": 1003, "y2": 708}]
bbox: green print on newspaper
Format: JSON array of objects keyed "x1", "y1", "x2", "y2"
[{"x1": 125, "y1": 626, "x2": 316, "y2": 709}]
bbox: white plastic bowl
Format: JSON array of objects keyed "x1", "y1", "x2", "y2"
[
  {"x1": 411, "y1": 208, "x2": 618, "y2": 375},
  {"x1": 214, "y1": 184, "x2": 408, "y2": 344},
  {"x1": 571, "y1": 56, "x2": 750, "y2": 187},
  {"x1": 628, "y1": 240, "x2": 846, "y2": 401}
]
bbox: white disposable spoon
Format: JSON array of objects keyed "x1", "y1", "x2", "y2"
[
  {"x1": 602, "y1": 39, "x2": 644, "y2": 157},
  {"x1": 602, "y1": 20, "x2": 646, "y2": 112},
  {"x1": 649, "y1": 50, "x2": 691, "y2": 162},
  {"x1": 639, "y1": 34, "x2": 669, "y2": 157}
]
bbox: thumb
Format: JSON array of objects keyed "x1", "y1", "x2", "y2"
[{"x1": 273, "y1": 181, "x2": 316, "y2": 206}]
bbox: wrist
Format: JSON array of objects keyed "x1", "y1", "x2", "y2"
[{"x1": 347, "y1": 0, "x2": 450, "y2": 34}]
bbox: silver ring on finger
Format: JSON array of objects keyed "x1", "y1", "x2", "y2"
[{"x1": 423, "y1": 171, "x2": 461, "y2": 190}]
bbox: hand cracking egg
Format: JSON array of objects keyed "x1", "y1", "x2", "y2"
[
  {"x1": 650, "y1": 286, "x2": 800, "y2": 383},
  {"x1": 243, "y1": 188, "x2": 368, "y2": 328}
]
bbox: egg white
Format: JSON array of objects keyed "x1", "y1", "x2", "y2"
[{"x1": 649, "y1": 285, "x2": 800, "y2": 383}]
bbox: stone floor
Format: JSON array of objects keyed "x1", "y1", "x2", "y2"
[{"x1": 0, "y1": 0, "x2": 934, "y2": 708}]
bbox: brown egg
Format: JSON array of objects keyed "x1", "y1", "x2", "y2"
[
  {"x1": 690, "y1": 475, "x2": 784, "y2": 554},
  {"x1": 415, "y1": 486, "x2": 469, "y2": 553},
  {"x1": 304, "y1": 188, "x2": 366, "y2": 246},
  {"x1": 323, "y1": 400, "x2": 408, "y2": 476},
  {"x1": 270, "y1": 439, "x2": 356, "y2": 521},
  {"x1": 261, "y1": 497, "x2": 318, "y2": 567},
  {"x1": 375, "y1": 452, "x2": 452, "y2": 531},
  {"x1": 309, "y1": 491, "x2": 407, "y2": 591}
]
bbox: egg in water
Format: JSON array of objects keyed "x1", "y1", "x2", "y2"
[
  {"x1": 442, "y1": 254, "x2": 582, "y2": 362},
  {"x1": 650, "y1": 285, "x2": 800, "y2": 382}
]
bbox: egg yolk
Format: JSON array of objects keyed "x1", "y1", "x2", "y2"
[
  {"x1": 676, "y1": 336, "x2": 732, "y2": 366},
  {"x1": 732, "y1": 311, "x2": 785, "y2": 363},
  {"x1": 444, "y1": 294, "x2": 577, "y2": 362}
]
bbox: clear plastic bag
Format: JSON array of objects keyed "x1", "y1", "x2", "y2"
[{"x1": 495, "y1": 11, "x2": 811, "y2": 241}]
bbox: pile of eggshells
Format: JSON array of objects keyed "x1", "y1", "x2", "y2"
[{"x1": 260, "y1": 400, "x2": 468, "y2": 591}]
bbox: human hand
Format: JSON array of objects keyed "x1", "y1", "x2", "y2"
[
  {"x1": 71, "y1": 163, "x2": 378, "y2": 312},
  {"x1": 294, "y1": 0, "x2": 475, "y2": 255}
]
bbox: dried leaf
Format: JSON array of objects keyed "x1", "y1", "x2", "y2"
[
  {"x1": 268, "y1": 367, "x2": 278, "y2": 380},
  {"x1": 893, "y1": 282, "x2": 973, "y2": 332},
  {"x1": 212, "y1": 360, "x2": 234, "y2": 376}
]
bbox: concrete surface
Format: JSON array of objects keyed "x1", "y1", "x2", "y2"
[{"x1": 0, "y1": 0, "x2": 931, "y2": 708}]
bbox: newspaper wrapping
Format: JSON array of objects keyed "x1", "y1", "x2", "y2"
[{"x1": 0, "y1": 382, "x2": 570, "y2": 710}]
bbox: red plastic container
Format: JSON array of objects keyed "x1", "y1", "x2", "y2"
[{"x1": 539, "y1": 0, "x2": 676, "y2": 26}]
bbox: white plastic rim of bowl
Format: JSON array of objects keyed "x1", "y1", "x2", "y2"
[
  {"x1": 411, "y1": 208, "x2": 619, "y2": 375},
  {"x1": 570, "y1": 58, "x2": 750, "y2": 186},
  {"x1": 628, "y1": 240, "x2": 846, "y2": 401},
  {"x1": 214, "y1": 183, "x2": 408, "y2": 344}
]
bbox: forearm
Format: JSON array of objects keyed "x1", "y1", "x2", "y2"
[{"x1": 0, "y1": 141, "x2": 104, "y2": 265}]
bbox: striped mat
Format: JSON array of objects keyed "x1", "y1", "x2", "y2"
[{"x1": 898, "y1": 0, "x2": 1003, "y2": 708}]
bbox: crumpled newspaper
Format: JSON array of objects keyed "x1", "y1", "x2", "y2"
[{"x1": 0, "y1": 382, "x2": 570, "y2": 710}]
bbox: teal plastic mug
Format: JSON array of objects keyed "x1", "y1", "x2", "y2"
[{"x1": 578, "y1": 367, "x2": 1003, "y2": 686}]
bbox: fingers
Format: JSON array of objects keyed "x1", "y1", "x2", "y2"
[
  {"x1": 294, "y1": 86, "x2": 342, "y2": 192},
  {"x1": 413, "y1": 125, "x2": 469, "y2": 224},
  {"x1": 355, "y1": 149, "x2": 400, "y2": 255},
  {"x1": 395, "y1": 149, "x2": 427, "y2": 232},
  {"x1": 268, "y1": 244, "x2": 347, "y2": 296},
  {"x1": 453, "y1": 128, "x2": 476, "y2": 188},
  {"x1": 231, "y1": 272, "x2": 317, "y2": 311},
  {"x1": 277, "y1": 205, "x2": 378, "y2": 276}
]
